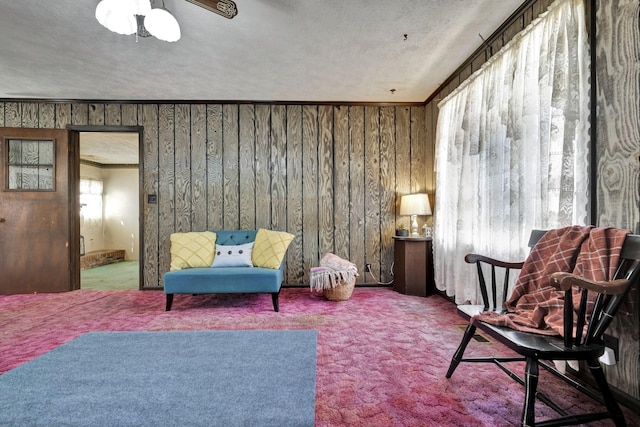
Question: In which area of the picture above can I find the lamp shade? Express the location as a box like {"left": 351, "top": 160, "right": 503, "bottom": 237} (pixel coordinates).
{"left": 399, "top": 193, "right": 431, "bottom": 216}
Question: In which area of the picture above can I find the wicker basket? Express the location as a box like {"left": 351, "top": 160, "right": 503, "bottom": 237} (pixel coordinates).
{"left": 323, "top": 277, "right": 356, "bottom": 301}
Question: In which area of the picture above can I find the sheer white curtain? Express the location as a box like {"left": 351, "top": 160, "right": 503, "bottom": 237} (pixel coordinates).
{"left": 433, "top": 0, "right": 591, "bottom": 304}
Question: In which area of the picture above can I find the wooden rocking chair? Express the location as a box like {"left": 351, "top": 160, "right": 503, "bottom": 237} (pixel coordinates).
{"left": 446, "top": 229, "right": 640, "bottom": 426}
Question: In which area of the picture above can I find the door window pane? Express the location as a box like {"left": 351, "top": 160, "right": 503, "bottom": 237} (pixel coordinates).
{"left": 5, "top": 139, "right": 55, "bottom": 191}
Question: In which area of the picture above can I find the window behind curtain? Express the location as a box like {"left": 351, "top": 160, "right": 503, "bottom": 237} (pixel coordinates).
{"left": 80, "top": 179, "right": 103, "bottom": 222}
{"left": 433, "top": 0, "right": 590, "bottom": 304}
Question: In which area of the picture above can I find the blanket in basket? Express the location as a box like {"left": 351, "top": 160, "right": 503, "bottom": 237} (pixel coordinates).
{"left": 310, "top": 253, "right": 359, "bottom": 291}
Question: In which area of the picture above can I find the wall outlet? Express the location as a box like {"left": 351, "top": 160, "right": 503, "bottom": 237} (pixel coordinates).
{"left": 365, "top": 263, "right": 372, "bottom": 272}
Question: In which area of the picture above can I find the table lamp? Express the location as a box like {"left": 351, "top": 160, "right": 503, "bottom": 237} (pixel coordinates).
{"left": 399, "top": 193, "right": 431, "bottom": 237}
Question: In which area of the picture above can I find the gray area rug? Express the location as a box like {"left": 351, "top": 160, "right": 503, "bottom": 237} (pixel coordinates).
{"left": 0, "top": 330, "right": 317, "bottom": 426}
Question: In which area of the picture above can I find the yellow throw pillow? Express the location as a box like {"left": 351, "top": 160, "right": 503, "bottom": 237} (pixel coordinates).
{"left": 252, "top": 229, "right": 295, "bottom": 269}
{"left": 170, "top": 231, "right": 217, "bottom": 271}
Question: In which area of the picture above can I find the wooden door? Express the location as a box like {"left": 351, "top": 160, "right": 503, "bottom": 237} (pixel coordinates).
{"left": 0, "top": 128, "right": 76, "bottom": 294}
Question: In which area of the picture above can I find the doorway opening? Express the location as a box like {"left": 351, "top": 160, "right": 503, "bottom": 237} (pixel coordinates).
{"left": 78, "top": 131, "right": 140, "bottom": 290}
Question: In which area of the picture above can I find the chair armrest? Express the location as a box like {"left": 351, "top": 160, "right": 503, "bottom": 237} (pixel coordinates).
{"left": 550, "top": 272, "right": 629, "bottom": 295}
{"left": 465, "top": 254, "right": 524, "bottom": 270}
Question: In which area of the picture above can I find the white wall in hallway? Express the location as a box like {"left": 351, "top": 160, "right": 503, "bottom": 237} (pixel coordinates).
{"left": 79, "top": 164, "right": 104, "bottom": 254}
{"left": 103, "top": 168, "right": 139, "bottom": 261}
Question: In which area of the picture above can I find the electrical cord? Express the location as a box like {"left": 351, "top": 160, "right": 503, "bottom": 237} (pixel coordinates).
{"left": 365, "top": 263, "right": 394, "bottom": 285}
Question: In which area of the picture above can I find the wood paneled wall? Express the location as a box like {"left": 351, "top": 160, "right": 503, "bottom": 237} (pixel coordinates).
{"left": 0, "top": 101, "right": 427, "bottom": 289}
{"left": 595, "top": 0, "right": 640, "bottom": 401}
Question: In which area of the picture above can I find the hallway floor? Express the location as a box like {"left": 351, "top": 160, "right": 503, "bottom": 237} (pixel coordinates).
{"left": 81, "top": 261, "right": 139, "bottom": 290}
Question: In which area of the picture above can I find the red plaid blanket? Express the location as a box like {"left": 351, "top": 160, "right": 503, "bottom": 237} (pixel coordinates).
{"left": 474, "top": 226, "right": 629, "bottom": 336}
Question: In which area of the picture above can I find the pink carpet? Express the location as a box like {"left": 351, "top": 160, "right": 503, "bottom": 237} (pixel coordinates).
{"left": 1, "top": 287, "right": 638, "bottom": 426}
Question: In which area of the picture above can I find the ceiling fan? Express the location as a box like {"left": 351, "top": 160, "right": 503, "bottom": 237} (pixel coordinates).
{"left": 95, "top": 0, "right": 238, "bottom": 42}
{"left": 185, "top": 0, "right": 238, "bottom": 19}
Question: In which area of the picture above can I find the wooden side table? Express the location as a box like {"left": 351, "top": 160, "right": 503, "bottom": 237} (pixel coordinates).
{"left": 393, "top": 236, "right": 434, "bottom": 297}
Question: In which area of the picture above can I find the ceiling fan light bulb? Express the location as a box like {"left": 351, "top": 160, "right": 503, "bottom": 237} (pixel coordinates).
{"left": 100, "top": 0, "right": 151, "bottom": 17}
{"left": 144, "top": 9, "right": 181, "bottom": 42}
{"left": 105, "top": 17, "right": 137, "bottom": 36}
{"left": 107, "top": 14, "right": 138, "bottom": 36}
{"left": 95, "top": 0, "right": 112, "bottom": 27}
{"left": 96, "top": 0, "right": 150, "bottom": 35}
{"left": 132, "top": 0, "right": 152, "bottom": 16}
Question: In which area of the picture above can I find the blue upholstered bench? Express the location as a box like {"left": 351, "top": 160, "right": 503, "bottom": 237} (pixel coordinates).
{"left": 163, "top": 230, "right": 286, "bottom": 312}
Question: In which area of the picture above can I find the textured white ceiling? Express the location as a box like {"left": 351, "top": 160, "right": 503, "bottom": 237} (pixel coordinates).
{"left": 80, "top": 132, "right": 139, "bottom": 165}
{"left": 0, "top": 0, "right": 523, "bottom": 103}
